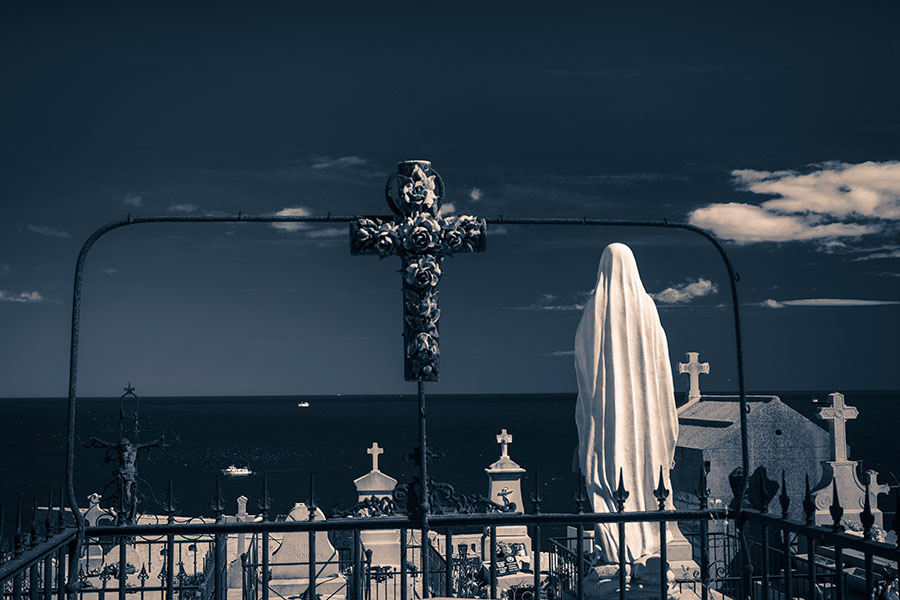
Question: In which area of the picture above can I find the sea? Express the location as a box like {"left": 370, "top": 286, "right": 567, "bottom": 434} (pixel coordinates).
{"left": 0, "top": 391, "right": 896, "bottom": 524}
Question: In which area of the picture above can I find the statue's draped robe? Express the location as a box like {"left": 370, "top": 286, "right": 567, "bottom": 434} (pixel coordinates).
{"left": 575, "top": 243, "right": 678, "bottom": 563}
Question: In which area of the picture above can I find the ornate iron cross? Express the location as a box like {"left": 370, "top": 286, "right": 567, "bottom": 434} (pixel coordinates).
{"left": 351, "top": 160, "right": 486, "bottom": 381}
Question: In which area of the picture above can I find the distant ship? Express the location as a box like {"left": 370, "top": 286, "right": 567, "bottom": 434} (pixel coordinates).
{"left": 297, "top": 401, "right": 310, "bottom": 408}
{"left": 221, "top": 465, "right": 252, "bottom": 476}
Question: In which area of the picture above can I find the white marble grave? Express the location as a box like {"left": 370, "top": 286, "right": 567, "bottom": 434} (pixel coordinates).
{"left": 485, "top": 428, "right": 532, "bottom": 556}
{"left": 269, "top": 502, "right": 346, "bottom": 598}
{"left": 678, "top": 352, "right": 709, "bottom": 405}
{"left": 353, "top": 442, "right": 401, "bottom": 567}
{"left": 811, "top": 392, "right": 888, "bottom": 530}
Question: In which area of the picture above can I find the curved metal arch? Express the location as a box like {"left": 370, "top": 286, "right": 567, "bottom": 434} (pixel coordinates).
{"left": 63, "top": 213, "right": 749, "bottom": 595}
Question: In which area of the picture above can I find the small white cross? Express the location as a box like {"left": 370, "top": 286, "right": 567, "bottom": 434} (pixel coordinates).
{"left": 367, "top": 442, "right": 384, "bottom": 471}
{"left": 818, "top": 392, "right": 858, "bottom": 462}
{"left": 496, "top": 429, "right": 512, "bottom": 458}
{"left": 678, "top": 352, "right": 710, "bottom": 403}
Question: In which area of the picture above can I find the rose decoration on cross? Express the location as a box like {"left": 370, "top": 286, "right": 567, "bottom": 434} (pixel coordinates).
{"left": 350, "top": 160, "right": 486, "bottom": 381}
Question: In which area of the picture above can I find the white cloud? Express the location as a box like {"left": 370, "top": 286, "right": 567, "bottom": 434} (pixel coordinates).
{"left": 851, "top": 246, "right": 900, "bottom": 261}
{"left": 690, "top": 161, "right": 900, "bottom": 243}
{"left": 511, "top": 292, "right": 584, "bottom": 311}
{"left": 27, "top": 224, "right": 70, "bottom": 238}
{"left": 0, "top": 290, "right": 44, "bottom": 303}
{"left": 167, "top": 204, "right": 198, "bottom": 213}
{"left": 122, "top": 193, "right": 143, "bottom": 207}
{"left": 306, "top": 227, "right": 346, "bottom": 239}
{"left": 311, "top": 156, "right": 370, "bottom": 170}
{"left": 546, "top": 350, "right": 575, "bottom": 357}
{"left": 652, "top": 278, "right": 718, "bottom": 304}
{"left": 761, "top": 298, "right": 899, "bottom": 308}
{"left": 734, "top": 161, "right": 900, "bottom": 220}
{"left": 469, "top": 187, "right": 483, "bottom": 202}
{"left": 271, "top": 207, "right": 312, "bottom": 232}
{"left": 439, "top": 202, "right": 456, "bottom": 216}
{"left": 103, "top": 268, "right": 119, "bottom": 275}
{"left": 689, "top": 203, "right": 875, "bottom": 244}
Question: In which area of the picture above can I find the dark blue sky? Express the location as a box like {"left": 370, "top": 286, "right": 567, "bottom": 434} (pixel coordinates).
{"left": 1, "top": 3, "right": 898, "bottom": 397}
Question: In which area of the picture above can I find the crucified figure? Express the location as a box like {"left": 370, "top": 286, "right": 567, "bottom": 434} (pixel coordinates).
{"left": 88, "top": 433, "right": 166, "bottom": 525}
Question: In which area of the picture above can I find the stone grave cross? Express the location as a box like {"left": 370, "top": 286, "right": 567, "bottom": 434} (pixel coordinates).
{"left": 818, "top": 392, "right": 858, "bottom": 462}
{"left": 351, "top": 160, "right": 486, "bottom": 381}
{"left": 678, "top": 352, "right": 710, "bottom": 403}
{"left": 367, "top": 442, "right": 384, "bottom": 472}
{"left": 497, "top": 429, "right": 513, "bottom": 458}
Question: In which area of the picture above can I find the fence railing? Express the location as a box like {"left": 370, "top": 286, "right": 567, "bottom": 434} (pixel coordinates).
{"left": 3, "top": 505, "right": 898, "bottom": 600}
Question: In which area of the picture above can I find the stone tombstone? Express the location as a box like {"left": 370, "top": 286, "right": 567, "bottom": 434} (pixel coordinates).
{"left": 811, "top": 392, "right": 888, "bottom": 530}
{"left": 353, "top": 442, "right": 401, "bottom": 567}
{"left": 485, "top": 429, "right": 531, "bottom": 555}
{"left": 271, "top": 503, "right": 342, "bottom": 581}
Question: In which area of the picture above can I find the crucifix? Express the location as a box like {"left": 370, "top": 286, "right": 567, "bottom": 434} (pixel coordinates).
{"left": 367, "top": 442, "right": 384, "bottom": 472}
{"left": 351, "top": 160, "right": 486, "bottom": 381}
{"left": 818, "top": 392, "right": 858, "bottom": 462}
{"left": 678, "top": 352, "right": 710, "bottom": 403}
{"left": 496, "top": 428, "right": 513, "bottom": 458}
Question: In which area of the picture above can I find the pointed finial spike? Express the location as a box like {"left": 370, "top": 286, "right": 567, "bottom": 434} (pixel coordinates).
{"left": 29, "top": 492, "right": 38, "bottom": 548}
{"left": 803, "top": 473, "right": 815, "bottom": 525}
{"left": 14, "top": 496, "right": 24, "bottom": 557}
{"left": 258, "top": 476, "right": 273, "bottom": 517}
{"left": 530, "top": 468, "right": 543, "bottom": 514}
{"left": 653, "top": 465, "right": 670, "bottom": 510}
{"left": 861, "top": 481, "right": 874, "bottom": 540}
{"left": 57, "top": 483, "right": 65, "bottom": 531}
{"left": 45, "top": 487, "right": 54, "bottom": 538}
{"left": 779, "top": 470, "right": 791, "bottom": 519}
{"left": 698, "top": 462, "right": 710, "bottom": 509}
{"left": 613, "top": 467, "right": 629, "bottom": 512}
{"left": 308, "top": 474, "right": 317, "bottom": 517}
{"left": 163, "top": 477, "right": 178, "bottom": 518}
{"left": 210, "top": 477, "right": 226, "bottom": 519}
{"left": 829, "top": 479, "right": 844, "bottom": 531}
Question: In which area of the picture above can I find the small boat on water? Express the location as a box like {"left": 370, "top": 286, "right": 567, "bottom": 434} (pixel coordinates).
{"left": 297, "top": 401, "right": 310, "bottom": 408}
{"left": 222, "top": 465, "right": 252, "bottom": 476}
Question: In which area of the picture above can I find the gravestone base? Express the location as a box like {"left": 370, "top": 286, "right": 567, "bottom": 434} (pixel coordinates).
{"left": 268, "top": 574, "right": 347, "bottom": 599}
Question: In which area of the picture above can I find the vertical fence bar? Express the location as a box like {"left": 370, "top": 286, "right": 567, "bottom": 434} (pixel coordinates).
{"left": 834, "top": 545, "right": 843, "bottom": 600}
{"left": 308, "top": 530, "right": 316, "bottom": 600}
{"left": 444, "top": 530, "right": 452, "bottom": 597}
{"left": 44, "top": 554, "right": 53, "bottom": 600}
{"left": 118, "top": 537, "right": 127, "bottom": 600}
{"left": 416, "top": 380, "right": 429, "bottom": 600}
{"left": 352, "top": 530, "right": 361, "bottom": 600}
{"left": 30, "top": 563, "right": 39, "bottom": 600}
{"left": 782, "top": 530, "right": 792, "bottom": 600}
{"left": 57, "top": 546, "right": 66, "bottom": 600}
{"left": 533, "top": 525, "right": 541, "bottom": 600}
{"left": 14, "top": 573, "right": 23, "bottom": 600}
{"left": 489, "top": 526, "right": 497, "bottom": 600}
{"left": 805, "top": 536, "right": 816, "bottom": 600}
{"left": 576, "top": 523, "right": 584, "bottom": 600}
{"left": 399, "top": 529, "right": 407, "bottom": 600}
{"left": 760, "top": 524, "right": 769, "bottom": 600}
{"left": 699, "top": 520, "right": 709, "bottom": 600}
{"left": 659, "top": 521, "right": 667, "bottom": 600}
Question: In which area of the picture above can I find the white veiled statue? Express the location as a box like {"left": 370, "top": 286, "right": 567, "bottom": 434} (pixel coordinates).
{"left": 575, "top": 243, "right": 678, "bottom": 563}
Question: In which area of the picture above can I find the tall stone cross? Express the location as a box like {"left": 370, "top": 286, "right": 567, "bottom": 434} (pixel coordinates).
{"left": 678, "top": 352, "right": 710, "bottom": 403}
{"left": 818, "top": 392, "right": 858, "bottom": 462}
{"left": 496, "top": 428, "right": 513, "bottom": 458}
{"left": 367, "top": 442, "right": 384, "bottom": 472}
{"left": 351, "top": 160, "right": 486, "bottom": 381}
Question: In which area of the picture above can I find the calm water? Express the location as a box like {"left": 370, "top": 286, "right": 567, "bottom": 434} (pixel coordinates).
{"left": 1, "top": 391, "right": 896, "bottom": 521}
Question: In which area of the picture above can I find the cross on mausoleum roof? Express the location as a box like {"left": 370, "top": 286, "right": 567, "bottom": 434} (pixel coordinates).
{"left": 367, "top": 442, "right": 383, "bottom": 472}
{"left": 818, "top": 392, "right": 858, "bottom": 462}
{"left": 496, "top": 429, "right": 512, "bottom": 458}
{"left": 678, "top": 352, "right": 710, "bottom": 403}
{"left": 350, "top": 160, "right": 486, "bottom": 381}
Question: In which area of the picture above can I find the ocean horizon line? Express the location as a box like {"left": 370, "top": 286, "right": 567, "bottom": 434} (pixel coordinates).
{"left": 0, "top": 389, "right": 896, "bottom": 402}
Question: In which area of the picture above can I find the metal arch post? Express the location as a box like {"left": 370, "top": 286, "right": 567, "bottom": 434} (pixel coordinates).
{"left": 63, "top": 214, "right": 359, "bottom": 598}
{"left": 63, "top": 212, "right": 751, "bottom": 597}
